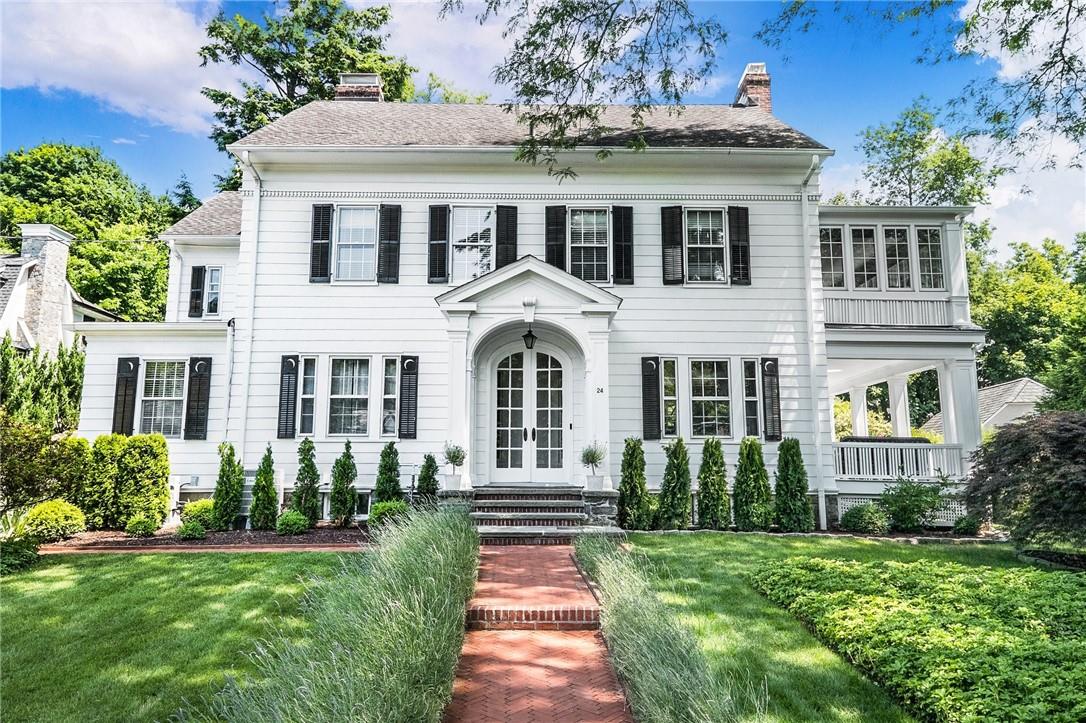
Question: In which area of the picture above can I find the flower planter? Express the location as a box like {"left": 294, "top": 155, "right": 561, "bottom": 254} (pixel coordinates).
{"left": 585, "top": 474, "right": 604, "bottom": 491}
{"left": 443, "top": 473, "right": 461, "bottom": 491}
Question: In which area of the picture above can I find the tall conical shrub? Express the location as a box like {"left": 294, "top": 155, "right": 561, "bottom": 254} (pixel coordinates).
{"left": 617, "top": 438, "right": 649, "bottom": 529}
{"left": 212, "top": 442, "right": 245, "bottom": 530}
{"left": 656, "top": 438, "right": 692, "bottom": 530}
{"left": 329, "top": 440, "right": 358, "bottom": 527}
{"left": 249, "top": 444, "right": 278, "bottom": 530}
{"left": 696, "top": 437, "right": 729, "bottom": 529}
{"left": 733, "top": 436, "right": 772, "bottom": 531}
{"left": 416, "top": 453, "right": 439, "bottom": 500}
{"left": 291, "top": 437, "right": 321, "bottom": 527}
{"left": 374, "top": 441, "right": 403, "bottom": 503}
{"left": 773, "top": 438, "right": 814, "bottom": 532}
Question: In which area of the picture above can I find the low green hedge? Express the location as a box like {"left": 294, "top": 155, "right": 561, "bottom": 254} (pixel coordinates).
{"left": 369, "top": 500, "right": 408, "bottom": 527}
{"left": 124, "top": 515, "right": 157, "bottom": 538}
{"left": 180, "top": 499, "right": 216, "bottom": 529}
{"left": 24, "top": 500, "right": 86, "bottom": 542}
{"left": 749, "top": 557, "right": 1086, "bottom": 722}
{"left": 176, "top": 521, "right": 206, "bottom": 540}
{"left": 839, "top": 503, "right": 890, "bottom": 535}
{"left": 275, "top": 510, "right": 309, "bottom": 536}
{"left": 0, "top": 538, "right": 39, "bottom": 576}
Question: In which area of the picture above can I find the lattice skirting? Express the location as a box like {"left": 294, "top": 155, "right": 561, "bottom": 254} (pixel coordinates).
{"left": 833, "top": 494, "right": 967, "bottom": 527}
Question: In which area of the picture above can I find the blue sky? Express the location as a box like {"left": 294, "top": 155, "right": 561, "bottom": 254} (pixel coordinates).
{"left": 2, "top": 1, "right": 1082, "bottom": 254}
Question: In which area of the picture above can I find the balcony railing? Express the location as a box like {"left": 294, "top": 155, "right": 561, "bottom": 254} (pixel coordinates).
{"left": 834, "top": 442, "right": 963, "bottom": 480}
{"left": 824, "top": 294, "right": 952, "bottom": 327}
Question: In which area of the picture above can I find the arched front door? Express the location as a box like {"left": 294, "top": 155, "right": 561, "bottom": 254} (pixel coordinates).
{"left": 491, "top": 347, "right": 569, "bottom": 484}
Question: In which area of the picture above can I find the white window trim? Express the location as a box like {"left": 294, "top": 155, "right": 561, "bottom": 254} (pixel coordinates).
{"left": 848, "top": 225, "right": 881, "bottom": 291}
{"left": 916, "top": 225, "right": 948, "bottom": 291}
{"left": 566, "top": 205, "right": 614, "bottom": 285}
{"left": 298, "top": 356, "right": 318, "bottom": 437}
{"left": 688, "top": 357, "right": 732, "bottom": 440}
{"left": 380, "top": 355, "right": 400, "bottom": 438}
{"left": 203, "top": 266, "right": 223, "bottom": 317}
{"left": 449, "top": 204, "right": 497, "bottom": 285}
{"left": 818, "top": 225, "right": 847, "bottom": 289}
{"left": 882, "top": 226, "right": 914, "bottom": 291}
{"left": 327, "top": 356, "right": 372, "bottom": 437}
{"left": 741, "top": 357, "right": 763, "bottom": 439}
{"left": 331, "top": 204, "right": 379, "bottom": 285}
{"left": 660, "top": 357, "right": 679, "bottom": 438}
{"left": 136, "top": 357, "right": 188, "bottom": 439}
{"left": 683, "top": 206, "right": 730, "bottom": 286}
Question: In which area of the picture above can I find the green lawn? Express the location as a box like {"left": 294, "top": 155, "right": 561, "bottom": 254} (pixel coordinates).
{"left": 1, "top": 553, "right": 346, "bottom": 723}
{"left": 630, "top": 533, "right": 1027, "bottom": 723}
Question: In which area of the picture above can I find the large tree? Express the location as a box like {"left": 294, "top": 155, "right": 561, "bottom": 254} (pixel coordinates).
{"left": 199, "top": 0, "right": 416, "bottom": 190}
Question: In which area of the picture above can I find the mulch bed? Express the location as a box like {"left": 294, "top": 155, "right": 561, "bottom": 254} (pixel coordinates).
{"left": 1021, "top": 549, "right": 1086, "bottom": 570}
{"left": 49, "top": 525, "right": 370, "bottom": 548}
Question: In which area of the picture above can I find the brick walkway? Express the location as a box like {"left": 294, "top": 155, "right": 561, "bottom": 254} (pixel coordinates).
{"left": 445, "top": 545, "right": 631, "bottom": 723}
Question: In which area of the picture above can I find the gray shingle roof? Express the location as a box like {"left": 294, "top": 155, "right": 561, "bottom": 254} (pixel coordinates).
{"left": 0, "top": 255, "right": 34, "bottom": 319}
{"left": 921, "top": 377, "right": 1052, "bottom": 434}
{"left": 162, "top": 192, "right": 243, "bottom": 237}
{"left": 231, "top": 102, "right": 827, "bottom": 150}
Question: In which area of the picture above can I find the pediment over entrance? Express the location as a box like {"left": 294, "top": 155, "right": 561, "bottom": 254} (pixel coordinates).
{"left": 435, "top": 255, "right": 622, "bottom": 315}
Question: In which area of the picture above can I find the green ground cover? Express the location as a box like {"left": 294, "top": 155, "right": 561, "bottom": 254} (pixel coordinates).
{"left": 630, "top": 532, "right": 1026, "bottom": 722}
{"left": 0, "top": 553, "right": 345, "bottom": 722}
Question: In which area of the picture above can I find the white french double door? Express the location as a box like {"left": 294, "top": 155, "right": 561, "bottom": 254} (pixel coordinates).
{"left": 491, "top": 347, "right": 569, "bottom": 483}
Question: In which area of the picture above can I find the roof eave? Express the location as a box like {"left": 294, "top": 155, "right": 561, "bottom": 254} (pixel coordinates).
{"left": 228, "top": 143, "right": 832, "bottom": 156}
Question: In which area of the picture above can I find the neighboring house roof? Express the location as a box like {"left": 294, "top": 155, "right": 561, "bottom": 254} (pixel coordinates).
{"left": 71, "top": 288, "right": 124, "bottom": 322}
{"left": 162, "top": 192, "right": 243, "bottom": 237}
{"left": 922, "top": 377, "right": 1052, "bottom": 434}
{"left": 231, "top": 102, "right": 828, "bottom": 151}
{"left": 0, "top": 255, "right": 34, "bottom": 319}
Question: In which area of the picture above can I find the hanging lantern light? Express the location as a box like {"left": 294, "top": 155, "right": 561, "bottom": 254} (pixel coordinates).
{"left": 522, "top": 324, "right": 537, "bottom": 349}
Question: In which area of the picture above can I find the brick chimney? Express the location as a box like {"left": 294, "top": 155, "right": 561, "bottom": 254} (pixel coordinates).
{"left": 335, "top": 72, "right": 383, "bottom": 101}
{"left": 19, "top": 224, "right": 72, "bottom": 354}
{"left": 734, "top": 62, "right": 771, "bottom": 113}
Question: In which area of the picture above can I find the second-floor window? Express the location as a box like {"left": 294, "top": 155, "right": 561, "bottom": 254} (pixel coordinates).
{"left": 851, "top": 227, "right": 879, "bottom": 289}
{"left": 569, "top": 208, "right": 610, "bottom": 282}
{"left": 204, "top": 267, "right": 222, "bottom": 315}
{"left": 917, "top": 227, "right": 945, "bottom": 289}
{"left": 329, "top": 358, "right": 369, "bottom": 435}
{"left": 335, "top": 207, "right": 378, "bottom": 282}
{"left": 884, "top": 227, "right": 911, "bottom": 289}
{"left": 820, "top": 227, "right": 845, "bottom": 288}
{"left": 141, "top": 360, "right": 186, "bottom": 438}
{"left": 451, "top": 206, "right": 494, "bottom": 283}
{"left": 686, "top": 209, "right": 727, "bottom": 283}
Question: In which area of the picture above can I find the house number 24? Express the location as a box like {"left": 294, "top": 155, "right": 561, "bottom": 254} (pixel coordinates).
{"left": 596, "top": 387, "right": 605, "bottom": 394}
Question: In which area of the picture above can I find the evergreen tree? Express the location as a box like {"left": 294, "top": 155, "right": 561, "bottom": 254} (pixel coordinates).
{"left": 773, "top": 438, "right": 814, "bottom": 532}
{"left": 212, "top": 441, "right": 245, "bottom": 530}
{"left": 291, "top": 437, "right": 321, "bottom": 526}
{"left": 617, "top": 438, "right": 649, "bottom": 530}
{"left": 248, "top": 444, "right": 278, "bottom": 531}
{"left": 733, "top": 436, "right": 772, "bottom": 531}
{"left": 656, "top": 438, "right": 692, "bottom": 530}
{"left": 696, "top": 437, "right": 729, "bottom": 530}
{"left": 416, "top": 453, "right": 440, "bottom": 500}
{"left": 373, "top": 441, "right": 403, "bottom": 503}
{"left": 329, "top": 440, "right": 358, "bottom": 526}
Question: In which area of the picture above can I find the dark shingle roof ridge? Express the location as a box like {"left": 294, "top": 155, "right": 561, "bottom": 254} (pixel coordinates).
{"left": 162, "top": 191, "right": 243, "bottom": 237}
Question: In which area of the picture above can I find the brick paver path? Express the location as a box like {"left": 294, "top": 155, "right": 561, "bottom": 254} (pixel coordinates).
{"left": 445, "top": 545, "right": 632, "bottom": 723}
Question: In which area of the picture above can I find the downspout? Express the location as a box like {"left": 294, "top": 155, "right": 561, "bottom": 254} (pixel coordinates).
{"left": 800, "top": 154, "right": 829, "bottom": 529}
{"left": 224, "top": 317, "right": 236, "bottom": 433}
{"left": 236, "top": 151, "right": 262, "bottom": 461}
{"left": 168, "top": 241, "right": 183, "bottom": 323}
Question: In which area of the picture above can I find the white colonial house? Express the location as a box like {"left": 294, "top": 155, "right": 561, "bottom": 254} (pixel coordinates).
{"left": 73, "top": 65, "right": 984, "bottom": 529}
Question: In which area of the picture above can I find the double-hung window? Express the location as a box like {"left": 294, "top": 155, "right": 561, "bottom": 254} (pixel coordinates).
{"left": 685, "top": 209, "right": 727, "bottom": 283}
{"left": 451, "top": 206, "right": 494, "bottom": 283}
{"left": 819, "top": 227, "right": 845, "bottom": 288}
{"left": 690, "top": 359, "right": 730, "bottom": 438}
{"left": 299, "top": 357, "right": 317, "bottom": 435}
{"left": 381, "top": 357, "right": 399, "bottom": 436}
{"left": 140, "top": 360, "right": 186, "bottom": 437}
{"left": 851, "top": 227, "right": 879, "bottom": 289}
{"left": 917, "top": 228, "right": 945, "bottom": 289}
{"left": 334, "top": 206, "right": 378, "bottom": 282}
{"left": 329, "top": 358, "right": 369, "bottom": 435}
{"left": 204, "top": 267, "right": 222, "bottom": 316}
{"left": 883, "top": 227, "right": 911, "bottom": 289}
{"left": 661, "top": 358, "right": 678, "bottom": 437}
{"left": 569, "top": 208, "right": 610, "bottom": 282}
{"left": 742, "top": 359, "right": 761, "bottom": 437}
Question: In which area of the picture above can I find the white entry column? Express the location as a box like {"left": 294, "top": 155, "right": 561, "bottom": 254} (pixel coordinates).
{"left": 585, "top": 313, "right": 614, "bottom": 489}
{"left": 887, "top": 374, "right": 911, "bottom": 437}
{"left": 849, "top": 385, "right": 869, "bottom": 436}
{"left": 445, "top": 314, "right": 473, "bottom": 489}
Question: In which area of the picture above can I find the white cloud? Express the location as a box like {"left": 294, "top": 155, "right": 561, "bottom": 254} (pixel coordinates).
{"left": 958, "top": 0, "right": 1086, "bottom": 82}
{"left": 1, "top": 0, "right": 249, "bottom": 134}
{"left": 111, "top": 137, "right": 137, "bottom": 145}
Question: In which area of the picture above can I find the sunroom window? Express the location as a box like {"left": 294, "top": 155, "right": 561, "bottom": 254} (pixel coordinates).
{"left": 686, "top": 209, "right": 726, "bottom": 282}
{"left": 140, "top": 360, "right": 186, "bottom": 437}
{"left": 569, "top": 209, "right": 610, "bottom": 282}
{"left": 819, "top": 227, "right": 845, "bottom": 288}
{"left": 451, "top": 206, "right": 494, "bottom": 283}
{"left": 917, "top": 228, "right": 945, "bottom": 289}
{"left": 335, "top": 207, "right": 378, "bottom": 281}
{"left": 884, "top": 227, "right": 911, "bottom": 289}
{"left": 851, "top": 227, "right": 879, "bottom": 289}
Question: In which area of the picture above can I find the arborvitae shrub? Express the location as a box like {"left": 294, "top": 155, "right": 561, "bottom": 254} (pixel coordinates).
{"left": 416, "top": 453, "right": 440, "bottom": 500}
{"left": 656, "top": 438, "right": 692, "bottom": 530}
{"left": 180, "top": 498, "right": 216, "bottom": 529}
{"left": 248, "top": 445, "right": 279, "bottom": 531}
{"left": 82, "top": 434, "right": 127, "bottom": 529}
{"left": 773, "top": 438, "right": 814, "bottom": 532}
{"left": 733, "top": 436, "right": 772, "bottom": 531}
{"left": 212, "top": 442, "right": 245, "bottom": 530}
{"left": 617, "top": 438, "right": 650, "bottom": 530}
{"left": 330, "top": 440, "right": 358, "bottom": 526}
{"left": 374, "top": 442, "right": 403, "bottom": 503}
{"left": 291, "top": 437, "right": 321, "bottom": 527}
{"left": 116, "top": 435, "right": 170, "bottom": 527}
{"left": 24, "top": 500, "right": 86, "bottom": 542}
{"left": 696, "top": 438, "right": 729, "bottom": 529}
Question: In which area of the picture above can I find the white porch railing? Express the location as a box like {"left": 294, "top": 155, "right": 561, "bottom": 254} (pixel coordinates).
{"left": 824, "top": 295, "right": 952, "bottom": 326}
{"left": 834, "top": 442, "right": 963, "bottom": 480}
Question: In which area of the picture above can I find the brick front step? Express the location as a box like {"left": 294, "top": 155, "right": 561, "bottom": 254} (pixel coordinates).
{"left": 467, "top": 605, "right": 600, "bottom": 631}
{"left": 471, "top": 512, "right": 587, "bottom": 526}
{"left": 472, "top": 498, "right": 585, "bottom": 510}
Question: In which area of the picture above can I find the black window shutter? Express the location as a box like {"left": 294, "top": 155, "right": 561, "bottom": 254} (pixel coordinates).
{"left": 729, "top": 206, "right": 752, "bottom": 285}
{"left": 661, "top": 206, "right": 684, "bottom": 285}
{"left": 398, "top": 356, "right": 419, "bottom": 439}
{"left": 428, "top": 205, "right": 450, "bottom": 283}
{"left": 377, "top": 204, "right": 401, "bottom": 283}
{"left": 641, "top": 356, "right": 662, "bottom": 441}
{"left": 188, "top": 266, "right": 206, "bottom": 318}
{"left": 612, "top": 206, "right": 634, "bottom": 284}
{"left": 495, "top": 205, "right": 518, "bottom": 269}
{"left": 111, "top": 357, "right": 140, "bottom": 435}
{"left": 277, "top": 355, "right": 299, "bottom": 439}
{"left": 761, "top": 357, "right": 782, "bottom": 441}
{"left": 310, "top": 204, "right": 333, "bottom": 283}
{"left": 545, "top": 205, "right": 566, "bottom": 270}
{"left": 184, "top": 357, "right": 213, "bottom": 440}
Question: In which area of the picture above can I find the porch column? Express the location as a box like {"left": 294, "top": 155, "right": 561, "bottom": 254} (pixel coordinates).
{"left": 585, "top": 319, "right": 613, "bottom": 489}
{"left": 887, "top": 374, "right": 911, "bottom": 437}
{"left": 948, "top": 358, "right": 982, "bottom": 471}
{"left": 937, "top": 361, "right": 959, "bottom": 445}
{"left": 849, "top": 385, "right": 868, "bottom": 436}
{"left": 446, "top": 316, "right": 472, "bottom": 489}
{"left": 945, "top": 220, "right": 971, "bottom": 326}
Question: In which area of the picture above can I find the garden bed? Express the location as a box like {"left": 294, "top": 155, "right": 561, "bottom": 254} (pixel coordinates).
{"left": 50, "top": 525, "right": 369, "bottom": 548}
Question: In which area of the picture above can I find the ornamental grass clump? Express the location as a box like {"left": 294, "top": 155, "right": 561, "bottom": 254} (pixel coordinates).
{"left": 196, "top": 508, "right": 479, "bottom": 723}
{"left": 575, "top": 536, "right": 766, "bottom": 722}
